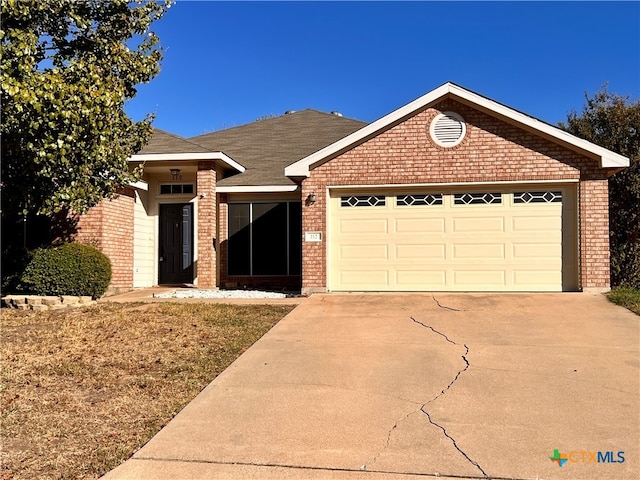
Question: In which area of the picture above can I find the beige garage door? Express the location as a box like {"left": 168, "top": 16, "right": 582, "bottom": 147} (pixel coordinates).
{"left": 329, "top": 186, "right": 577, "bottom": 292}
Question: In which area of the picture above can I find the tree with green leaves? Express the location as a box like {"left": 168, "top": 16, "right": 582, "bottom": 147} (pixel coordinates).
{"left": 1, "top": 0, "right": 170, "bottom": 218}
{"left": 561, "top": 86, "right": 640, "bottom": 287}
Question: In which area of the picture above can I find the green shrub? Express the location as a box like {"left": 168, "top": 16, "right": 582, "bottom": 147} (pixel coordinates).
{"left": 20, "top": 243, "right": 111, "bottom": 299}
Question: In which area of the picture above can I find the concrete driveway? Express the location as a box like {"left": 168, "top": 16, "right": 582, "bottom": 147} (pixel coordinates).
{"left": 103, "top": 293, "right": 639, "bottom": 480}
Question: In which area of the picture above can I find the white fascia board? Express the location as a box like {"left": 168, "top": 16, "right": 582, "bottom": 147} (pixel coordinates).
{"left": 285, "top": 82, "right": 630, "bottom": 176}
{"left": 600, "top": 153, "right": 631, "bottom": 168}
{"left": 216, "top": 185, "right": 299, "bottom": 193}
{"left": 128, "top": 180, "right": 149, "bottom": 191}
{"left": 130, "top": 152, "right": 246, "bottom": 173}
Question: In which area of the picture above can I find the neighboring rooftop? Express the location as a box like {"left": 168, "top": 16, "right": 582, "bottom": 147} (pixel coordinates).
{"left": 189, "top": 109, "right": 367, "bottom": 187}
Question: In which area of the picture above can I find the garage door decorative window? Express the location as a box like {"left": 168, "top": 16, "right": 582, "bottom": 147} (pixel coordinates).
{"left": 396, "top": 194, "right": 443, "bottom": 206}
{"left": 513, "top": 191, "right": 562, "bottom": 203}
{"left": 454, "top": 192, "right": 502, "bottom": 205}
{"left": 340, "top": 195, "right": 386, "bottom": 207}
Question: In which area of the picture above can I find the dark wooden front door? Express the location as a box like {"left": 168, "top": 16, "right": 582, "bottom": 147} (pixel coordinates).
{"left": 159, "top": 203, "right": 193, "bottom": 284}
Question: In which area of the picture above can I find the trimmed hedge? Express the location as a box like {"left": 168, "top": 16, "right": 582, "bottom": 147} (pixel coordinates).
{"left": 20, "top": 243, "right": 111, "bottom": 299}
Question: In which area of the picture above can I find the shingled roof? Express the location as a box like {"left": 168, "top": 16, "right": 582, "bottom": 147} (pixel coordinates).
{"left": 138, "top": 128, "right": 212, "bottom": 155}
{"left": 189, "top": 109, "right": 367, "bottom": 187}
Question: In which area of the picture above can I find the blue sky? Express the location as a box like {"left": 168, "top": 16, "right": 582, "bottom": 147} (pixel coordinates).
{"left": 125, "top": 1, "right": 640, "bottom": 138}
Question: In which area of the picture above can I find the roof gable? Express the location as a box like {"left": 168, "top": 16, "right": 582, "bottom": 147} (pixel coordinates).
{"left": 285, "top": 83, "right": 630, "bottom": 177}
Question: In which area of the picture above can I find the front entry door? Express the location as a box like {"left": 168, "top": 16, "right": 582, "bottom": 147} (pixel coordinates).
{"left": 159, "top": 203, "right": 193, "bottom": 284}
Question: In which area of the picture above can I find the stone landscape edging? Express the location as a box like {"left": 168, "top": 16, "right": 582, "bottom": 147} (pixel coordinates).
{"left": 1, "top": 295, "right": 96, "bottom": 311}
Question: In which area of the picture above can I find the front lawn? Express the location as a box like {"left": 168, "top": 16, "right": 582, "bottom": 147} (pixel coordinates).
{"left": 0, "top": 302, "right": 294, "bottom": 479}
{"left": 607, "top": 286, "right": 640, "bottom": 316}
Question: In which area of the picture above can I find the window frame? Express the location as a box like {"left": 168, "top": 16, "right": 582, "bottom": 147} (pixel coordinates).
{"left": 227, "top": 201, "right": 301, "bottom": 277}
{"left": 159, "top": 183, "right": 195, "bottom": 195}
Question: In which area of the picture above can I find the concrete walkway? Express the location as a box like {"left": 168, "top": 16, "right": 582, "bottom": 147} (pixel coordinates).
{"left": 102, "top": 293, "right": 639, "bottom": 479}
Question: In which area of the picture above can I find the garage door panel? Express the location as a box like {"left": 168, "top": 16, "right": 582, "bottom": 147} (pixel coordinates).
{"left": 452, "top": 216, "right": 505, "bottom": 233}
{"left": 395, "top": 244, "right": 446, "bottom": 259}
{"left": 330, "top": 187, "right": 574, "bottom": 292}
{"left": 513, "top": 270, "right": 562, "bottom": 288}
{"left": 339, "top": 270, "right": 388, "bottom": 287}
{"left": 453, "top": 243, "right": 505, "bottom": 260}
{"left": 395, "top": 217, "right": 446, "bottom": 234}
{"left": 453, "top": 270, "right": 506, "bottom": 286}
{"left": 512, "top": 243, "right": 562, "bottom": 259}
{"left": 395, "top": 269, "right": 447, "bottom": 287}
{"left": 339, "top": 218, "right": 388, "bottom": 234}
{"left": 339, "top": 244, "right": 388, "bottom": 260}
{"left": 512, "top": 216, "right": 561, "bottom": 232}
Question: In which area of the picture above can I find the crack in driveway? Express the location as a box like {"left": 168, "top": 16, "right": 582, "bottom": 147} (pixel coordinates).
{"left": 367, "top": 315, "right": 487, "bottom": 478}
{"left": 431, "top": 293, "right": 462, "bottom": 311}
{"left": 410, "top": 317, "right": 470, "bottom": 404}
{"left": 419, "top": 406, "right": 488, "bottom": 478}
{"left": 367, "top": 412, "right": 411, "bottom": 468}
{"left": 411, "top": 317, "right": 487, "bottom": 478}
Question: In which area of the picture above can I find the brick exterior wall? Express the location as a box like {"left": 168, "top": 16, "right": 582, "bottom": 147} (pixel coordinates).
{"left": 301, "top": 99, "right": 612, "bottom": 291}
{"left": 196, "top": 162, "right": 217, "bottom": 288}
{"left": 74, "top": 188, "right": 135, "bottom": 293}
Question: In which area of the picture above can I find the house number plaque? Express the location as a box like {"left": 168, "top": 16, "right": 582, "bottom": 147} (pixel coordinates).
{"left": 304, "top": 232, "right": 322, "bottom": 242}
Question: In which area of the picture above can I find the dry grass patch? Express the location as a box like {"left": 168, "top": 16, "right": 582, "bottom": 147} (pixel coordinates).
{"left": 1, "top": 302, "right": 294, "bottom": 479}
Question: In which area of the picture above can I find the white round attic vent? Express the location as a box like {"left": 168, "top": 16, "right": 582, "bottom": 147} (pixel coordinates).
{"left": 430, "top": 111, "right": 466, "bottom": 147}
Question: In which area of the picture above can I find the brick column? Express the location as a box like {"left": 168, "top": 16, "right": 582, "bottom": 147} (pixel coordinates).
{"left": 579, "top": 179, "right": 611, "bottom": 291}
{"left": 197, "top": 162, "right": 217, "bottom": 288}
{"left": 300, "top": 179, "right": 327, "bottom": 294}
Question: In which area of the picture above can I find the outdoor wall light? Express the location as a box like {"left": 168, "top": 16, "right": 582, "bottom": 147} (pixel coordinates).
{"left": 307, "top": 193, "right": 317, "bottom": 204}
{"left": 170, "top": 168, "right": 181, "bottom": 180}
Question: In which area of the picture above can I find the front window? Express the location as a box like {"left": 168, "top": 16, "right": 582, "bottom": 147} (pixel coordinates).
{"left": 159, "top": 184, "right": 194, "bottom": 195}
{"left": 228, "top": 202, "right": 301, "bottom": 276}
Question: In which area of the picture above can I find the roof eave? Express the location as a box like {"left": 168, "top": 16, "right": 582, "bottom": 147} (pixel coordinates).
{"left": 130, "top": 152, "right": 246, "bottom": 173}
{"left": 128, "top": 180, "right": 148, "bottom": 191}
{"left": 217, "top": 185, "right": 299, "bottom": 193}
{"left": 601, "top": 153, "right": 631, "bottom": 168}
